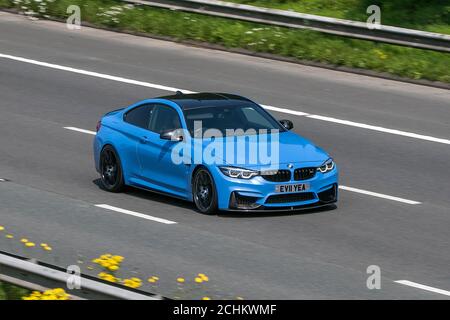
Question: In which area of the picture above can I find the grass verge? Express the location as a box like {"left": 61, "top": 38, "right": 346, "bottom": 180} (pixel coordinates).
{"left": 228, "top": 0, "right": 450, "bottom": 34}
{"left": 0, "top": 0, "right": 449, "bottom": 83}
{"left": 0, "top": 280, "right": 30, "bottom": 300}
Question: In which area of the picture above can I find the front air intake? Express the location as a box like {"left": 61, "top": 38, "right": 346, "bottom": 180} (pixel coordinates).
{"left": 317, "top": 185, "right": 337, "bottom": 203}
{"left": 265, "top": 192, "right": 315, "bottom": 204}
{"left": 229, "top": 192, "right": 261, "bottom": 210}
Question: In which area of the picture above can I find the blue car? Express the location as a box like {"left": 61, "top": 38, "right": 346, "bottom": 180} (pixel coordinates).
{"left": 94, "top": 92, "right": 338, "bottom": 214}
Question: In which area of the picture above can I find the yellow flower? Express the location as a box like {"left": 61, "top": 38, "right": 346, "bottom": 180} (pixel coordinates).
{"left": 92, "top": 253, "right": 124, "bottom": 272}
{"left": 22, "top": 288, "right": 70, "bottom": 300}
{"left": 108, "top": 265, "right": 119, "bottom": 271}
{"left": 194, "top": 277, "right": 203, "bottom": 283}
{"left": 373, "top": 49, "right": 388, "bottom": 60}
{"left": 112, "top": 255, "right": 124, "bottom": 262}
{"left": 43, "top": 246, "right": 52, "bottom": 251}
{"left": 21, "top": 238, "right": 29, "bottom": 243}
{"left": 177, "top": 277, "right": 185, "bottom": 283}
{"left": 202, "top": 297, "right": 211, "bottom": 300}
{"left": 122, "top": 278, "right": 142, "bottom": 288}
{"left": 198, "top": 274, "right": 209, "bottom": 282}
{"left": 40, "top": 243, "right": 48, "bottom": 247}
{"left": 25, "top": 242, "right": 35, "bottom": 247}
{"left": 0, "top": 226, "right": 4, "bottom": 231}
{"left": 52, "top": 288, "right": 64, "bottom": 294}
{"left": 5, "top": 234, "right": 13, "bottom": 239}
{"left": 23, "top": 291, "right": 42, "bottom": 300}
{"left": 43, "top": 288, "right": 70, "bottom": 300}
{"left": 148, "top": 276, "right": 159, "bottom": 283}
{"left": 98, "top": 272, "right": 118, "bottom": 283}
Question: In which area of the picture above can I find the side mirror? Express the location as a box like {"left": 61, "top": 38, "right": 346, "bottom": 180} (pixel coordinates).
{"left": 279, "top": 119, "right": 293, "bottom": 130}
{"left": 160, "top": 129, "right": 184, "bottom": 142}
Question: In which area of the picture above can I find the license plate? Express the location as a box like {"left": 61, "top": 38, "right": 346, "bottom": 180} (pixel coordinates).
{"left": 275, "top": 183, "right": 309, "bottom": 193}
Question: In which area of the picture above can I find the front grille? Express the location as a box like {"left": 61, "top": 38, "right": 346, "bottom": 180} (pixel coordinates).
{"left": 294, "top": 167, "right": 316, "bottom": 180}
{"left": 265, "top": 192, "right": 315, "bottom": 204}
{"left": 260, "top": 169, "right": 291, "bottom": 182}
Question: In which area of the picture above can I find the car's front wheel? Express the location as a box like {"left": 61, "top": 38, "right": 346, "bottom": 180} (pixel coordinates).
{"left": 99, "top": 145, "right": 124, "bottom": 192}
{"left": 192, "top": 168, "right": 218, "bottom": 214}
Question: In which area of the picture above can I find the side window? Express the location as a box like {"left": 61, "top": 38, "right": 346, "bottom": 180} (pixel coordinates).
{"left": 149, "top": 105, "right": 182, "bottom": 134}
{"left": 124, "top": 104, "right": 154, "bottom": 129}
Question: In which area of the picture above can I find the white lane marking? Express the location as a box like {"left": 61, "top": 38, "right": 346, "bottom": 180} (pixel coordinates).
{"left": 0, "top": 53, "right": 195, "bottom": 94}
{"left": 2, "top": 53, "right": 448, "bottom": 145}
{"left": 307, "top": 115, "right": 450, "bottom": 145}
{"left": 95, "top": 204, "right": 177, "bottom": 225}
{"left": 339, "top": 185, "right": 421, "bottom": 205}
{"left": 395, "top": 280, "right": 450, "bottom": 297}
{"left": 262, "top": 104, "right": 310, "bottom": 117}
{"left": 64, "top": 126, "right": 96, "bottom": 135}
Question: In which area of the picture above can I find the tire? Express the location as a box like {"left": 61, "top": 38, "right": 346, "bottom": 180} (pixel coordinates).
{"left": 192, "top": 168, "right": 218, "bottom": 214}
{"left": 99, "top": 145, "right": 125, "bottom": 192}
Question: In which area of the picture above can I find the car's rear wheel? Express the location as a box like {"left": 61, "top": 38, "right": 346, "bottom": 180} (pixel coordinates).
{"left": 192, "top": 168, "right": 218, "bottom": 214}
{"left": 100, "top": 145, "right": 124, "bottom": 192}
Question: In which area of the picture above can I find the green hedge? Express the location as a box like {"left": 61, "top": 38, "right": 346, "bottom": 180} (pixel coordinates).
{"left": 1, "top": 0, "right": 449, "bottom": 83}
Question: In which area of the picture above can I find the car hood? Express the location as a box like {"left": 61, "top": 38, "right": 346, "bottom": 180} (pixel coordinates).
{"left": 196, "top": 131, "right": 329, "bottom": 169}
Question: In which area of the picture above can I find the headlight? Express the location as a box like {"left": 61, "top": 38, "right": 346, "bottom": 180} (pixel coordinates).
{"left": 219, "top": 166, "right": 259, "bottom": 179}
{"left": 317, "top": 158, "right": 335, "bottom": 173}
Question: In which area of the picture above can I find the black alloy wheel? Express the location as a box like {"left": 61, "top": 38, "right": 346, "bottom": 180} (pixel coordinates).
{"left": 193, "top": 168, "right": 218, "bottom": 214}
{"left": 100, "top": 145, "right": 124, "bottom": 192}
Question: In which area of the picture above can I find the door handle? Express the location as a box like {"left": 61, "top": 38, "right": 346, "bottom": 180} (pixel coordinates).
{"left": 140, "top": 136, "right": 149, "bottom": 144}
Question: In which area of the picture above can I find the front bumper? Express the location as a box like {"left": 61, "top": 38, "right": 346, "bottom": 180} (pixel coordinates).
{"left": 226, "top": 200, "right": 336, "bottom": 212}
{"left": 210, "top": 165, "right": 339, "bottom": 211}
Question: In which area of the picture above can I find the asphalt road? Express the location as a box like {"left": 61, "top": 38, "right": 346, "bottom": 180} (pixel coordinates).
{"left": 0, "top": 12, "right": 449, "bottom": 299}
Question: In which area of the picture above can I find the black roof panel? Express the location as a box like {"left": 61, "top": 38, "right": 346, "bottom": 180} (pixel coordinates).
{"left": 156, "top": 92, "right": 254, "bottom": 110}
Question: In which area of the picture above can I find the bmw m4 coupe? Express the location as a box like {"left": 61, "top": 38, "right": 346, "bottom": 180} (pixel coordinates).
{"left": 93, "top": 92, "right": 338, "bottom": 214}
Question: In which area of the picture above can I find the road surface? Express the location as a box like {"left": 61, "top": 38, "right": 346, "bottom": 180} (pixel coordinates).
{"left": 0, "top": 12, "right": 449, "bottom": 299}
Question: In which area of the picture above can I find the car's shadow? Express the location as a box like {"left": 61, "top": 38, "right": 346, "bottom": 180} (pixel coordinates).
{"left": 93, "top": 179, "right": 337, "bottom": 218}
{"left": 92, "top": 178, "right": 194, "bottom": 210}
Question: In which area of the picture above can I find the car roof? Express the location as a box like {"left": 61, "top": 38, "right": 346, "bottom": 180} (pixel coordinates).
{"left": 155, "top": 92, "right": 255, "bottom": 110}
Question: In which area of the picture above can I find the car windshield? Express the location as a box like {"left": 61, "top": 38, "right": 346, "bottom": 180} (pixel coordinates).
{"left": 183, "top": 104, "right": 284, "bottom": 137}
